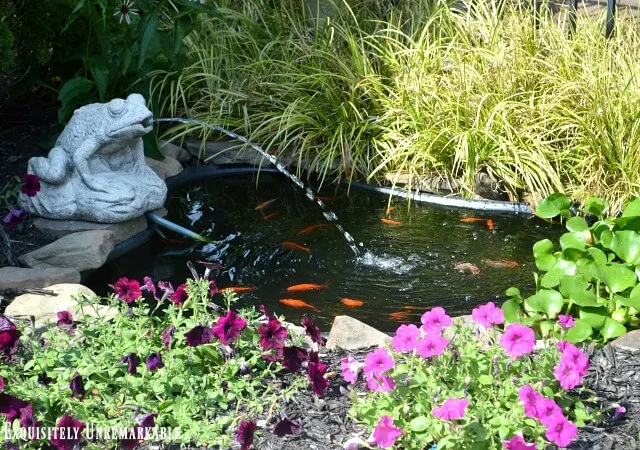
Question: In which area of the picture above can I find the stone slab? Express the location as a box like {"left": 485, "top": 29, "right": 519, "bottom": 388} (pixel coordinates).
{"left": 185, "top": 139, "right": 275, "bottom": 167}
{"left": 610, "top": 330, "right": 640, "bottom": 353}
{"left": 0, "top": 267, "right": 81, "bottom": 293}
{"left": 145, "top": 155, "right": 183, "bottom": 180}
{"left": 325, "top": 315, "right": 391, "bottom": 350}
{"left": 158, "top": 140, "right": 193, "bottom": 163}
{"left": 34, "top": 215, "right": 147, "bottom": 244}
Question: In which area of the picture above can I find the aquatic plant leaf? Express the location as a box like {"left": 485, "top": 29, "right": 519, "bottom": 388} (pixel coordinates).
{"left": 536, "top": 193, "right": 571, "bottom": 219}
{"left": 590, "top": 263, "right": 637, "bottom": 293}
{"left": 559, "top": 276, "right": 597, "bottom": 307}
{"left": 622, "top": 198, "right": 640, "bottom": 218}
{"left": 587, "top": 247, "right": 607, "bottom": 264}
{"left": 600, "top": 317, "right": 627, "bottom": 340}
{"left": 525, "top": 289, "right": 564, "bottom": 318}
{"left": 609, "top": 230, "right": 640, "bottom": 264}
{"left": 583, "top": 198, "right": 608, "bottom": 219}
{"left": 615, "top": 286, "right": 640, "bottom": 309}
{"left": 566, "top": 217, "right": 588, "bottom": 232}
{"left": 560, "top": 232, "right": 586, "bottom": 252}
{"left": 540, "top": 259, "right": 577, "bottom": 288}
{"left": 565, "top": 319, "right": 593, "bottom": 343}
{"left": 533, "top": 239, "right": 556, "bottom": 271}
{"left": 578, "top": 307, "right": 608, "bottom": 329}
{"left": 505, "top": 287, "right": 521, "bottom": 299}
{"left": 539, "top": 320, "right": 553, "bottom": 337}
{"left": 501, "top": 299, "right": 524, "bottom": 323}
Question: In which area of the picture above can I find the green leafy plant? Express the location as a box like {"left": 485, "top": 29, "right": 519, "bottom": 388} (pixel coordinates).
{"left": 504, "top": 193, "right": 640, "bottom": 342}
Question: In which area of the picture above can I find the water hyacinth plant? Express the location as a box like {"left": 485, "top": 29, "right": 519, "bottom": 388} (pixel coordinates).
{"left": 343, "top": 305, "right": 597, "bottom": 449}
{"left": 1, "top": 270, "right": 329, "bottom": 448}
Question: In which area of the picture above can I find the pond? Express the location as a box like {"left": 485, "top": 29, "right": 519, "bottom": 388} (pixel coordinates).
{"left": 86, "top": 172, "right": 561, "bottom": 331}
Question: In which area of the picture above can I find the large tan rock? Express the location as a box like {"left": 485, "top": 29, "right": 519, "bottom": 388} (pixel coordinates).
{"left": 610, "top": 330, "right": 640, "bottom": 353}
{"left": 325, "top": 315, "right": 391, "bottom": 350}
{"left": 5, "top": 283, "right": 117, "bottom": 328}
{"left": 0, "top": 267, "right": 81, "bottom": 292}
{"left": 34, "top": 215, "right": 147, "bottom": 244}
{"left": 19, "top": 230, "right": 115, "bottom": 272}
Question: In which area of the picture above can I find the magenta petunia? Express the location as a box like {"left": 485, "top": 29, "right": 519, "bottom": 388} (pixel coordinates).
{"left": 158, "top": 281, "right": 174, "bottom": 300}
{"left": 120, "top": 353, "right": 140, "bottom": 375}
{"left": 170, "top": 284, "right": 188, "bottom": 306}
{"left": 502, "top": 434, "right": 536, "bottom": 450}
{"left": 363, "top": 348, "right": 394, "bottom": 378}
{"left": 370, "top": 415, "right": 402, "bottom": 449}
{"left": 301, "top": 316, "right": 324, "bottom": 345}
{"left": 544, "top": 416, "right": 578, "bottom": 448}
{"left": 518, "top": 385, "right": 541, "bottom": 419}
{"left": 0, "top": 317, "right": 20, "bottom": 360}
{"left": 138, "top": 412, "right": 156, "bottom": 429}
{"left": 500, "top": 323, "right": 535, "bottom": 359}
{"left": 162, "top": 325, "right": 176, "bottom": 350}
{"left": 553, "top": 359, "right": 583, "bottom": 390}
{"left": 558, "top": 315, "right": 575, "bottom": 329}
{"left": 432, "top": 398, "right": 470, "bottom": 421}
{"left": 21, "top": 173, "right": 41, "bottom": 197}
{"left": 2, "top": 208, "right": 26, "bottom": 229}
{"left": 184, "top": 325, "right": 214, "bottom": 347}
{"left": 535, "top": 396, "right": 564, "bottom": 426}
{"left": 0, "top": 393, "right": 28, "bottom": 423}
{"left": 212, "top": 310, "right": 246, "bottom": 345}
{"left": 142, "top": 276, "right": 158, "bottom": 300}
{"left": 281, "top": 346, "right": 308, "bottom": 373}
{"left": 341, "top": 355, "right": 362, "bottom": 384}
{"left": 258, "top": 304, "right": 277, "bottom": 321}
{"left": 365, "top": 373, "right": 396, "bottom": 393}
{"left": 146, "top": 352, "right": 164, "bottom": 371}
{"left": 56, "top": 311, "right": 73, "bottom": 327}
{"left": 237, "top": 420, "right": 256, "bottom": 450}
{"left": 559, "top": 344, "right": 589, "bottom": 376}
{"left": 471, "top": 302, "right": 505, "bottom": 328}
{"left": 421, "top": 306, "right": 453, "bottom": 332}
{"left": 416, "top": 333, "right": 448, "bottom": 359}
{"left": 109, "top": 277, "right": 142, "bottom": 304}
{"left": 307, "top": 361, "right": 329, "bottom": 397}
{"left": 391, "top": 324, "right": 420, "bottom": 353}
{"left": 49, "top": 415, "right": 85, "bottom": 450}
{"left": 258, "top": 319, "right": 288, "bottom": 351}
{"left": 69, "top": 373, "right": 85, "bottom": 399}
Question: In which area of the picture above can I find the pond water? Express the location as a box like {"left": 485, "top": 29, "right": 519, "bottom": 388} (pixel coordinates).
{"left": 86, "top": 173, "right": 561, "bottom": 331}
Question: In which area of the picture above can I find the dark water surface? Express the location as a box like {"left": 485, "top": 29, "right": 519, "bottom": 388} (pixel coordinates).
{"left": 86, "top": 173, "right": 561, "bottom": 331}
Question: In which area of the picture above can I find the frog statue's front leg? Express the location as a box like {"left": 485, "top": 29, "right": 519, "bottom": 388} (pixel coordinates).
{"left": 28, "top": 147, "right": 71, "bottom": 184}
{"left": 72, "top": 137, "right": 112, "bottom": 194}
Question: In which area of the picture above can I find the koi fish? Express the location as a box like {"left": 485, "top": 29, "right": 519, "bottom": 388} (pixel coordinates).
{"left": 454, "top": 262, "right": 481, "bottom": 275}
{"left": 281, "top": 241, "right": 311, "bottom": 253}
{"left": 460, "top": 217, "right": 486, "bottom": 223}
{"left": 340, "top": 298, "right": 364, "bottom": 308}
{"left": 487, "top": 219, "right": 495, "bottom": 231}
{"left": 287, "top": 282, "right": 328, "bottom": 292}
{"left": 219, "top": 286, "right": 257, "bottom": 294}
{"left": 314, "top": 196, "right": 334, "bottom": 201}
{"left": 380, "top": 218, "right": 402, "bottom": 225}
{"left": 255, "top": 198, "right": 277, "bottom": 211}
{"left": 483, "top": 259, "right": 519, "bottom": 268}
{"left": 389, "top": 311, "right": 414, "bottom": 322}
{"left": 279, "top": 298, "right": 320, "bottom": 311}
{"left": 263, "top": 212, "right": 279, "bottom": 220}
{"left": 297, "top": 224, "right": 331, "bottom": 235}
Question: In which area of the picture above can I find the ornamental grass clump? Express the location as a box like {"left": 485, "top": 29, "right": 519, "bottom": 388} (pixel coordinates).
{"left": 343, "top": 305, "right": 597, "bottom": 449}
{"left": 1, "top": 269, "right": 329, "bottom": 448}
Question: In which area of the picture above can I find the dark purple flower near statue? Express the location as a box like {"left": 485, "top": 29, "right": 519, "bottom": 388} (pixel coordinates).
{"left": 109, "top": 277, "right": 142, "bottom": 304}
{"left": 170, "top": 284, "right": 188, "bottom": 306}
{"left": 0, "top": 316, "right": 21, "bottom": 360}
{"left": 0, "top": 393, "right": 28, "bottom": 423}
{"left": 308, "top": 351, "right": 320, "bottom": 364}
{"left": 237, "top": 420, "right": 256, "bottom": 450}
{"left": 307, "top": 361, "right": 329, "bottom": 397}
{"left": 49, "top": 415, "right": 85, "bottom": 450}
{"left": 258, "top": 319, "right": 288, "bottom": 351}
{"left": 56, "top": 311, "right": 73, "bottom": 327}
{"left": 162, "top": 326, "right": 176, "bottom": 350}
{"left": 21, "top": 174, "right": 40, "bottom": 197}
{"left": 185, "top": 325, "right": 214, "bottom": 347}
{"left": 19, "top": 405, "right": 39, "bottom": 437}
{"left": 212, "top": 310, "right": 246, "bottom": 345}
{"left": 301, "top": 316, "right": 324, "bottom": 345}
{"left": 121, "top": 353, "right": 140, "bottom": 375}
{"left": 2, "top": 208, "right": 26, "bottom": 229}
{"left": 258, "top": 304, "right": 276, "bottom": 321}
{"left": 70, "top": 373, "right": 85, "bottom": 399}
{"left": 146, "top": 352, "right": 164, "bottom": 371}
{"left": 273, "top": 417, "right": 302, "bottom": 437}
{"left": 282, "top": 346, "right": 308, "bottom": 372}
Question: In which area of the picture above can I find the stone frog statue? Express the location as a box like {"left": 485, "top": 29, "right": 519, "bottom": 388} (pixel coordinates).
{"left": 19, "top": 93, "right": 167, "bottom": 223}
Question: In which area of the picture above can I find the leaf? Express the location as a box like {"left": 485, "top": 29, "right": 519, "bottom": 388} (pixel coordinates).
{"left": 584, "top": 197, "right": 608, "bottom": 219}
{"left": 559, "top": 275, "right": 598, "bottom": 306}
{"left": 540, "top": 259, "right": 577, "bottom": 288}
{"left": 505, "top": 287, "right": 521, "bottom": 299}
{"left": 565, "top": 319, "right": 593, "bottom": 343}
{"left": 173, "top": 18, "right": 186, "bottom": 56}
{"left": 560, "top": 232, "right": 586, "bottom": 252}
{"left": 615, "top": 292, "right": 640, "bottom": 309}
{"left": 173, "top": 0, "right": 222, "bottom": 16}
{"left": 600, "top": 317, "right": 627, "bottom": 340}
{"left": 587, "top": 247, "right": 607, "bottom": 264}
{"left": 90, "top": 66, "right": 109, "bottom": 101}
{"left": 536, "top": 193, "right": 570, "bottom": 219}
{"left": 62, "top": 0, "right": 87, "bottom": 33}
{"left": 590, "top": 263, "right": 637, "bottom": 293}
{"left": 579, "top": 307, "right": 608, "bottom": 329}
{"left": 566, "top": 217, "right": 589, "bottom": 232}
{"left": 525, "top": 289, "right": 564, "bottom": 318}
{"left": 478, "top": 375, "right": 493, "bottom": 385}
{"left": 139, "top": 13, "right": 159, "bottom": 69}
{"left": 533, "top": 239, "right": 556, "bottom": 271}
{"left": 539, "top": 320, "right": 554, "bottom": 337}
{"left": 409, "top": 416, "right": 429, "bottom": 432}
{"left": 502, "top": 298, "right": 524, "bottom": 323}
{"left": 622, "top": 198, "right": 640, "bottom": 218}
{"left": 143, "top": 131, "right": 164, "bottom": 160}
{"left": 610, "top": 230, "right": 640, "bottom": 264}
{"left": 57, "top": 77, "right": 96, "bottom": 123}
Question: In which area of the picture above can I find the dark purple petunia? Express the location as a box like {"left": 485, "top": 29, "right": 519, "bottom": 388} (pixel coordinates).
{"left": 146, "top": 353, "right": 164, "bottom": 371}
{"left": 2, "top": 208, "right": 26, "bottom": 229}
{"left": 0, "top": 317, "right": 21, "bottom": 361}
{"left": 184, "top": 325, "right": 214, "bottom": 347}
{"left": 237, "top": 420, "right": 257, "bottom": 450}
{"left": 21, "top": 174, "right": 41, "bottom": 197}
{"left": 3, "top": 441, "right": 19, "bottom": 450}
{"left": 308, "top": 351, "right": 319, "bottom": 364}
{"left": 307, "top": 361, "right": 329, "bottom": 397}
{"left": 282, "top": 346, "right": 308, "bottom": 373}
{"left": 109, "top": 277, "right": 142, "bottom": 304}
{"left": 273, "top": 417, "right": 302, "bottom": 437}
{"left": 0, "top": 376, "right": 4, "bottom": 391}
{"left": 138, "top": 413, "right": 156, "bottom": 429}
{"left": 49, "top": 415, "right": 85, "bottom": 450}
{"left": 142, "top": 276, "right": 158, "bottom": 301}
{"left": 19, "top": 404, "right": 39, "bottom": 438}
{"left": 209, "top": 280, "right": 219, "bottom": 296}
{"left": 56, "top": 311, "right": 73, "bottom": 327}
{"left": 37, "top": 372, "right": 52, "bottom": 386}
{"left": 258, "top": 304, "right": 276, "bottom": 321}
{"left": 262, "top": 348, "right": 284, "bottom": 362}
{"left": 0, "top": 393, "right": 28, "bottom": 423}
{"left": 121, "top": 353, "right": 140, "bottom": 375}
{"left": 197, "top": 260, "right": 223, "bottom": 280}
{"left": 162, "top": 326, "right": 176, "bottom": 350}
{"left": 212, "top": 311, "right": 247, "bottom": 345}
{"left": 69, "top": 373, "right": 85, "bottom": 399}
{"left": 301, "top": 316, "right": 324, "bottom": 345}
{"left": 120, "top": 430, "right": 143, "bottom": 450}
{"left": 170, "top": 284, "right": 188, "bottom": 306}
{"left": 258, "top": 319, "right": 288, "bottom": 351}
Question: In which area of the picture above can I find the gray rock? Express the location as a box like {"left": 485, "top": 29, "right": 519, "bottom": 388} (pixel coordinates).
{"left": 185, "top": 139, "right": 274, "bottom": 166}
{"left": 18, "top": 230, "right": 115, "bottom": 271}
{"left": 19, "top": 94, "right": 167, "bottom": 223}
{"left": 145, "top": 155, "right": 183, "bottom": 180}
{"left": 158, "top": 140, "right": 192, "bottom": 163}
{"left": 34, "top": 215, "right": 147, "bottom": 244}
{"left": 325, "top": 315, "right": 391, "bottom": 350}
{"left": 610, "top": 330, "right": 640, "bottom": 352}
{"left": 5, "top": 283, "right": 117, "bottom": 329}
{"left": 0, "top": 267, "right": 81, "bottom": 293}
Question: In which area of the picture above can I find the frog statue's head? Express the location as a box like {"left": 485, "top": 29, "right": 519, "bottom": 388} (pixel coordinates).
{"left": 103, "top": 93, "right": 154, "bottom": 140}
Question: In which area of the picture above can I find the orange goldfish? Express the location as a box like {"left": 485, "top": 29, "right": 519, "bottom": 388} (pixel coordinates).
{"left": 340, "top": 298, "right": 364, "bottom": 308}
{"left": 487, "top": 219, "right": 495, "bottom": 231}
{"left": 287, "top": 282, "right": 328, "bottom": 292}
{"left": 255, "top": 198, "right": 277, "bottom": 211}
{"left": 389, "top": 311, "right": 414, "bottom": 321}
{"left": 281, "top": 241, "right": 311, "bottom": 253}
{"left": 460, "top": 217, "right": 486, "bottom": 223}
{"left": 454, "top": 262, "right": 481, "bottom": 275}
{"left": 380, "top": 218, "right": 402, "bottom": 225}
{"left": 297, "top": 224, "right": 331, "bottom": 235}
{"left": 483, "top": 259, "right": 519, "bottom": 268}
{"left": 314, "top": 196, "right": 334, "bottom": 201}
{"left": 262, "top": 212, "right": 279, "bottom": 220}
{"left": 279, "top": 298, "right": 320, "bottom": 311}
{"left": 220, "top": 286, "right": 257, "bottom": 294}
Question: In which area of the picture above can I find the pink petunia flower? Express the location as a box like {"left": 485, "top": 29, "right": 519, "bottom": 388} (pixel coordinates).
{"left": 365, "top": 372, "right": 395, "bottom": 392}
{"left": 535, "top": 396, "right": 564, "bottom": 426}
{"left": 170, "top": 284, "right": 188, "bottom": 306}
{"left": 364, "top": 348, "right": 394, "bottom": 377}
{"left": 553, "top": 359, "right": 583, "bottom": 390}
{"left": 432, "top": 398, "right": 469, "bottom": 421}
{"left": 500, "top": 323, "right": 535, "bottom": 359}
{"left": 502, "top": 434, "right": 536, "bottom": 450}
{"left": 56, "top": 311, "right": 73, "bottom": 327}
{"left": 471, "top": 302, "right": 505, "bottom": 328}
{"left": 258, "top": 319, "right": 288, "bottom": 351}
{"left": 392, "top": 324, "right": 420, "bottom": 353}
{"left": 109, "top": 277, "right": 142, "bottom": 304}
{"left": 416, "top": 333, "right": 448, "bottom": 359}
{"left": 544, "top": 416, "right": 578, "bottom": 448}
{"left": 559, "top": 344, "right": 589, "bottom": 376}
{"left": 558, "top": 315, "right": 575, "bottom": 329}
{"left": 518, "top": 385, "right": 541, "bottom": 418}
{"left": 212, "top": 310, "right": 246, "bottom": 345}
{"left": 369, "top": 416, "right": 402, "bottom": 449}
{"left": 341, "top": 355, "right": 362, "bottom": 384}
{"left": 421, "top": 307, "right": 453, "bottom": 332}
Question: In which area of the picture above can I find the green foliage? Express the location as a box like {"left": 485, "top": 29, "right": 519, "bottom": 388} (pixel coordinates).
{"left": 507, "top": 193, "right": 640, "bottom": 342}
{"left": 2, "top": 278, "right": 308, "bottom": 448}
{"left": 0, "top": 17, "right": 15, "bottom": 71}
